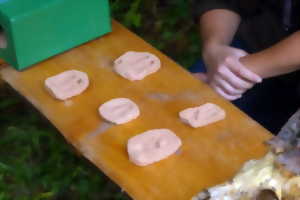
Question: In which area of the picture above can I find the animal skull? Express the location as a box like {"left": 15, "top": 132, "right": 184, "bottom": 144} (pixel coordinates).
{"left": 192, "top": 110, "right": 300, "bottom": 200}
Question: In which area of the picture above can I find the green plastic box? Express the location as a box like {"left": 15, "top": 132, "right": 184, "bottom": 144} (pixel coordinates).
{"left": 0, "top": 0, "right": 111, "bottom": 70}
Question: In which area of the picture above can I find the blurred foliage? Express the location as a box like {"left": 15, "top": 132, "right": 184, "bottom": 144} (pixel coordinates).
{"left": 111, "top": 0, "right": 201, "bottom": 68}
{"left": 0, "top": 0, "right": 201, "bottom": 199}
{"left": 0, "top": 86, "right": 131, "bottom": 200}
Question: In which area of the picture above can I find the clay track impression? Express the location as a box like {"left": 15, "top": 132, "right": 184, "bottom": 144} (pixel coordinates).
{"left": 113, "top": 51, "right": 161, "bottom": 81}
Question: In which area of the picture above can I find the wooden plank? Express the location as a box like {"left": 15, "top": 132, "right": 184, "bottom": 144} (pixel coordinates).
{"left": 0, "top": 20, "right": 271, "bottom": 200}
{"left": 0, "top": 60, "right": 6, "bottom": 86}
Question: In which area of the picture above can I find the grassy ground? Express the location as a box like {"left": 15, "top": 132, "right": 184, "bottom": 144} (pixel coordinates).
{"left": 0, "top": 1, "right": 201, "bottom": 199}
{"left": 0, "top": 87, "right": 131, "bottom": 200}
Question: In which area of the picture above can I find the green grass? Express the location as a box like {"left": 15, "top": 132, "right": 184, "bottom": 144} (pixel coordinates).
{"left": 0, "top": 87, "right": 130, "bottom": 200}
{"left": 0, "top": 0, "right": 201, "bottom": 199}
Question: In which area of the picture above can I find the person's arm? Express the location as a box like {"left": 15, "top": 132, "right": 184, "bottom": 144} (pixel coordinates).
{"left": 240, "top": 31, "right": 300, "bottom": 78}
{"left": 201, "top": 9, "right": 240, "bottom": 48}
{"left": 199, "top": 9, "right": 262, "bottom": 100}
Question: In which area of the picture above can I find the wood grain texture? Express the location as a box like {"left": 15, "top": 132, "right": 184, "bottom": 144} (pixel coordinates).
{"left": 0, "top": 21, "right": 271, "bottom": 200}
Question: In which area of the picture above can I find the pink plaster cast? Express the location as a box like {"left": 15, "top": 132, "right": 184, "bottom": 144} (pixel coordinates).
{"left": 45, "top": 70, "right": 89, "bottom": 100}
{"left": 114, "top": 51, "right": 161, "bottom": 81}
{"left": 179, "top": 103, "right": 225, "bottom": 128}
{"left": 99, "top": 98, "right": 140, "bottom": 124}
{"left": 127, "top": 129, "right": 182, "bottom": 166}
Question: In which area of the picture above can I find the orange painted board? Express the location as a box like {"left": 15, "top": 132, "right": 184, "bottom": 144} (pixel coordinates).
{"left": 0, "top": 20, "right": 271, "bottom": 200}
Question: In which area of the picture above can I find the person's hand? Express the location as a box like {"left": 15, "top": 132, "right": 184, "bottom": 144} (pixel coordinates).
{"left": 202, "top": 44, "right": 262, "bottom": 100}
{"left": 193, "top": 72, "right": 207, "bottom": 82}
